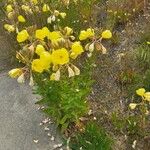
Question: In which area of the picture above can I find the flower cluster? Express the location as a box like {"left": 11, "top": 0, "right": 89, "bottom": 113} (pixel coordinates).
{"left": 4, "top": 0, "right": 112, "bottom": 83}
{"left": 129, "top": 88, "right": 150, "bottom": 115}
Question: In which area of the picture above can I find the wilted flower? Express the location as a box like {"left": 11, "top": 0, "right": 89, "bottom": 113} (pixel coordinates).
{"left": 8, "top": 68, "right": 22, "bottom": 78}
{"left": 129, "top": 103, "right": 137, "bottom": 110}
{"left": 4, "top": 24, "right": 15, "bottom": 32}
{"left": 6, "top": 5, "right": 13, "bottom": 13}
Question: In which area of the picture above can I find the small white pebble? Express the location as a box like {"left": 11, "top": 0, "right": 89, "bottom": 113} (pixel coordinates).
{"left": 132, "top": 140, "right": 137, "bottom": 149}
{"left": 39, "top": 123, "right": 43, "bottom": 126}
{"left": 93, "top": 117, "right": 97, "bottom": 120}
{"left": 53, "top": 143, "right": 62, "bottom": 149}
{"left": 51, "top": 136, "right": 55, "bottom": 141}
{"left": 42, "top": 118, "right": 49, "bottom": 124}
{"left": 33, "top": 139, "right": 39, "bottom": 143}
{"left": 44, "top": 127, "right": 50, "bottom": 131}
{"left": 47, "top": 133, "right": 51, "bottom": 136}
{"left": 88, "top": 109, "right": 93, "bottom": 115}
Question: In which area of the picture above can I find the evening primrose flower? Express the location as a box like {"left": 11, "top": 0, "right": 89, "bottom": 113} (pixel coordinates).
{"left": 79, "top": 30, "right": 88, "bottom": 41}
{"left": 32, "top": 59, "right": 44, "bottom": 73}
{"left": 101, "top": 30, "right": 112, "bottom": 39}
{"left": 136, "top": 88, "right": 146, "bottom": 97}
{"left": 42, "top": 4, "right": 50, "bottom": 12}
{"left": 40, "top": 51, "right": 52, "bottom": 63}
{"left": 35, "top": 27, "right": 49, "bottom": 40}
{"left": 6, "top": 5, "right": 13, "bottom": 13}
{"left": 144, "top": 92, "right": 150, "bottom": 102}
{"left": 18, "top": 15, "right": 26, "bottom": 23}
{"left": 79, "top": 28, "right": 94, "bottom": 41}
{"left": 31, "top": 0, "right": 38, "bottom": 4}
{"left": 70, "top": 42, "right": 84, "bottom": 59}
{"left": 147, "top": 41, "right": 150, "bottom": 45}
{"left": 35, "top": 28, "right": 48, "bottom": 40}
{"left": 129, "top": 103, "right": 137, "bottom": 110}
{"left": 86, "top": 28, "right": 95, "bottom": 37}
{"left": 17, "top": 30, "right": 29, "bottom": 43}
{"left": 8, "top": 68, "right": 22, "bottom": 78}
{"left": 35, "top": 45, "right": 45, "bottom": 55}
{"left": 4, "top": 24, "right": 15, "bottom": 32}
{"left": 52, "top": 48, "right": 69, "bottom": 65}
{"left": 60, "top": 12, "right": 66, "bottom": 18}
{"left": 48, "top": 31, "right": 62, "bottom": 43}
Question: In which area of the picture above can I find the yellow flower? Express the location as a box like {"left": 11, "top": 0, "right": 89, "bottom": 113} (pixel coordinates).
{"left": 136, "top": 88, "right": 146, "bottom": 97}
{"left": 129, "top": 103, "right": 137, "bottom": 110}
{"left": 40, "top": 52, "right": 52, "bottom": 70}
{"left": 101, "top": 30, "right": 112, "bottom": 39}
{"left": 6, "top": 5, "right": 13, "bottom": 13}
{"left": 8, "top": 68, "right": 22, "bottom": 78}
{"left": 71, "top": 42, "right": 84, "bottom": 59}
{"left": 60, "top": 12, "right": 66, "bottom": 18}
{"left": 42, "top": 4, "right": 50, "bottom": 12}
{"left": 31, "top": 0, "right": 38, "bottom": 4}
{"left": 17, "top": 30, "right": 29, "bottom": 43}
{"left": 42, "top": 27, "right": 50, "bottom": 36}
{"left": 32, "top": 59, "right": 44, "bottom": 73}
{"left": 4, "top": 24, "right": 15, "bottom": 32}
{"left": 144, "top": 92, "right": 150, "bottom": 102}
{"left": 40, "top": 51, "right": 52, "bottom": 62}
{"left": 52, "top": 48, "right": 69, "bottom": 65}
{"left": 35, "top": 29, "right": 46, "bottom": 40}
{"left": 35, "top": 45, "right": 45, "bottom": 55}
{"left": 79, "top": 30, "right": 88, "bottom": 41}
{"left": 79, "top": 28, "right": 94, "bottom": 41}
{"left": 48, "top": 31, "right": 61, "bottom": 41}
{"left": 147, "top": 41, "right": 150, "bottom": 45}
{"left": 86, "top": 28, "right": 95, "bottom": 37}
{"left": 18, "top": 15, "right": 26, "bottom": 22}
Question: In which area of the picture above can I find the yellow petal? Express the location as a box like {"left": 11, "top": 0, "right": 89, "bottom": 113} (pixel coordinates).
{"left": 144, "top": 92, "right": 150, "bottom": 102}
{"left": 101, "top": 30, "right": 112, "bottom": 39}
{"left": 136, "top": 88, "right": 146, "bottom": 96}
{"left": 18, "top": 15, "right": 26, "bottom": 22}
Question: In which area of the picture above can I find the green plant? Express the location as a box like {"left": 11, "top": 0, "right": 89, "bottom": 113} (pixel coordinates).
{"left": 136, "top": 44, "right": 150, "bottom": 68}
{"left": 69, "top": 122, "right": 113, "bottom": 150}
{"left": 34, "top": 57, "right": 95, "bottom": 132}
